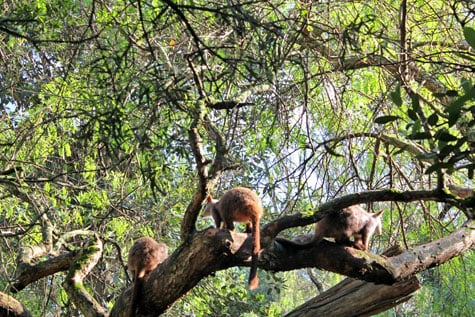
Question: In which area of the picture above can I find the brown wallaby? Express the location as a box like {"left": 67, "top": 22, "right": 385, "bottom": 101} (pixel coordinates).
{"left": 128, "top": 237, "right": 168, "bottom": 317}
{"left": 312, "top": 205, "right": 384, "bottom": 250}
{"left": 202, "top": 187, "right": 264, "bottom": 290}
{"left": 277, "top": 205, "right": 384, "bottom": 251}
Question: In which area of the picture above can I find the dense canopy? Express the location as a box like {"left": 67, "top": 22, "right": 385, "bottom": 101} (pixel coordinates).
{"left": 1, "top": 0, "right": 474, "bottom": 316}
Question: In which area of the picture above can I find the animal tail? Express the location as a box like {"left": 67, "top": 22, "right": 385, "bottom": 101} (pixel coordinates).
{"left": 129, "top": 275, "right": 144, "bottom": 317}
{"left": 248, "top": 216, "right": 260, "bottom": 290}
{"left": 274, "top": 236, "right": 314, "bottom": 250}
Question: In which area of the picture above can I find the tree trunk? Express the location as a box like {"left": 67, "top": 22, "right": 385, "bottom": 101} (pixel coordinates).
{"left": 284, "top": 277, "right": 421, "bottom": 317}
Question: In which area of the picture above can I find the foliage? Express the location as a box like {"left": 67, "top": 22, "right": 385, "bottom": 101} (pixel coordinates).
{"left": 0, "top": 0, "right": 474, "bottom": 316}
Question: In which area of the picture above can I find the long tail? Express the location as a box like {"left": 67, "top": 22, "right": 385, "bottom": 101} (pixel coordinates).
{"left": 248, "top": 216, "right": 260, "bottom": 290}
{"left": 130, "top": 276, "right": 143, "bottom": 317}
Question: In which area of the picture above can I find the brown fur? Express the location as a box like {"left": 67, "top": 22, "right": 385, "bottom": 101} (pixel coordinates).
{"left": 312, "top": 205, "right": 384, "bottom": 250}
{"left": 202, "top": 187, "right": 263, "bottom": 290}
{"left": 276, "top": 205, "right": 384, "bottom": 251}
{"left": 128, "top": 237, "right": 168, "bottom": 317}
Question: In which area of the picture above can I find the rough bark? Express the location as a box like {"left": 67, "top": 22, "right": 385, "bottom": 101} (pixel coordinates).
{"left": 11, "top": 229, "right": 97, "bottom": 293}
{"left": 180, "top": 119, "right": 231, "bottom": 242}
{"left": 284, "top": 222, "right": 474, "bottom": 316}
{"left": 110, "top": 221, "right": 474, "bottom": 316}
{"left": 8, "top": 189, "right": 474, "bottom": 317}
{"left": 264, "top": 239, "right": 396, "bottom": 284}
{"left": 62, "top": 235, "right": 108, "bottom": 317}
{"left": 110, "top": 227, "right": 398, "bottom": 316}
{"left": 0, "top": 291, "right": 32, "bottom": 317}
{"left": 11, "top": 250, "right": 79, "bottom": 293}
{"left": 389, "top": 221, "right": 475, "bottom": 279}
{"left": 110, "top": 228, "right": 240, "bottom": 317}
{"left": 284, "top": 276, "right": 421, "bottom": 317}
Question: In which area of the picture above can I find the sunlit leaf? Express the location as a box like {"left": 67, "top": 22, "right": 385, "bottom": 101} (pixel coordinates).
{"left": 463, "top": 27, "right": 475, "bottom": 50}
{"left": 427, "top": 113, "right": 439, "bottom": 126}
{"left": 435, "top": 129, "right": 458, "bottom": 142}
{"left": 374, "top": 115, "right": 400, "bottom": 124}
{"left": 390, "top": 84, "right": 402, "bottom": 107}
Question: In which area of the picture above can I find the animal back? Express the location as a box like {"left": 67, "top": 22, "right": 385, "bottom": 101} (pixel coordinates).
{"left": 218, "top": 187, "right": 263, "bottom": 222}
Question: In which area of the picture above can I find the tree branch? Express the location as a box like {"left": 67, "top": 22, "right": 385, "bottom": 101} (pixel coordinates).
{"left": 285, "top": 276, "right": 421, "bottom": 317}
{"left": 284, "top": 222, "right": 475, "bottom": 317}
{"left": 389, "top": 220, "right": 475, "bottom": 279}
{"left": 110, "top": 228, "right": 238, "bottom": 316}
{"left": 11, "top": 230, "right": 98, "bottom": 293}
{"left": 262, "top": 188, "right": 471, "bottom": 240}
{"left": 11, "top": 250, "right": 79, "bottom": 293}
{"left": 111, "top": 219, "right": 474, "bottom": 316}
{"left": 63, "top": 234, "right": 108, "bottom": 317}
{"left": 180, "top": 103, "right": 237, "bottom": 241}
{"left": 0, "top": 291, "right": 32, "bottom": 317}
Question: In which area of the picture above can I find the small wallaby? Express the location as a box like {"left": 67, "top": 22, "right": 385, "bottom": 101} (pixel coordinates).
{"left": 312, "top": 205, "right": 384, "bottom": 250}
{"left": 277, "top": 205, "right": 384, "bottom": 251}
{"left": 202, "top": 187, "right": 264, "bottom": 290}
{"left": 128, "top": 237, "right": 168, "bottom": 317}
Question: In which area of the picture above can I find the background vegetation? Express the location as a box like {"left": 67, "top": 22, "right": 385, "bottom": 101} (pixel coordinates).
{"left": 1, "top": 0, "right": 474, "bottom": 316}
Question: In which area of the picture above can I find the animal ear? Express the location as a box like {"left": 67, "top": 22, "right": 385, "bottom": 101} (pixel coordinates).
{"left": 374, "top": 210, "right": 384, "bottom": 217}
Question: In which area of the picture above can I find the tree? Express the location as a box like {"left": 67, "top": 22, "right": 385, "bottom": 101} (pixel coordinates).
{"left": 1, "top": 0, "right": 474, "bottom": 316}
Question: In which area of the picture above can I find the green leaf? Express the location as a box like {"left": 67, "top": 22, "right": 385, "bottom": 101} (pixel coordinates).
{"left": 411, "top": 93, "right": 421, "bottom": 112}
{"left": 435, "top": 129, "right": 458, "bottom": 142}
{"left": 448, "top": 106, "right": 462, "bottom": 127}
{"left": 463, "top": 27, "right": 475, "bottom": 50}
{"left": 411, "top": 119, "right": 422, "bottom": 135}
{"left": 427, "top": 113, "right": 439, "bottom": 126}
{"left": 374, "top": 115, "right": 400, "bottom": 124}
{"left": 461, "top": 78, "right": 473, "bottom": 93}
{"left": 445, "top": 86, "right": 475, "bottom": 126}
{"left": 407, "top": 132, "right": 431, "bottom": 140}
{"left": 425, "top": 162, "right": 452, "bottom": 175}
{"left": 390, "top": 84, "right": 402, "bottom": 107}
{"left": 446, "top": 90, "right": 459, "bottom": 97}
{"left": 407, "top": 109, "right": 419, "bottom": 121}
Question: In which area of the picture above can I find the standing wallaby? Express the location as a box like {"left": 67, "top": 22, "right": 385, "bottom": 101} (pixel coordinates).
{"left": 202, "top": 187, "right": 264, "bottom": 290}
{"left": 276, "top": 205, "right": 384, "bottom": 251}
{"left": 128, "top": 237, "right": 168, "bottom": 317}
{"left": 312, "top": 205, "right": 384, "bottom": 250}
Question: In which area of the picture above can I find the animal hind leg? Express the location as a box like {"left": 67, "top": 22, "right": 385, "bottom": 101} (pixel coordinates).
{"left": 335, "top": 237, "right": 353, "bottom": 247}
{"left": 223, "top": 218, "right": 235, "bottom": 230}
{"left": 245, "top": 222, "right": 252, "bottom": 233}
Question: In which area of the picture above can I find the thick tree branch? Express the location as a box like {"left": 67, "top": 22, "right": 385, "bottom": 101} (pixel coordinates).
{"left": 180, "top": 104, "right": 238, "bottom": 241}
{"left": 264, "top": 239, "right": 396, "bottom": 284}
{"left": 284, "top": 222, "right": 475, "bottom": 317}
{"left": 0, "top": 291, "right": 32, "bottom": 317}
{"left": 11, "top": 250, "right": 79, "bottom": 293}
{"left": 180, "top": 126, "right": 210, "bottom": 241}
{"left": 389, "top": 221, "right": 475, "bottom": 279}
{"left": 63, "top": 235, "right": 107, "bottom": 317}
{"left": 111, "top": 219, "right": 474, "bottom": 316}
{"left": 12, "top": 230, "right": 97, "bottom": 292}
{"left": 110, "top": 228, "right": 239, "bottom": 316}
{"left": 262, "top": 188, "right": 471, "bottom": 240}
{"left": 285, "top": 277, "right": 421, "bottom": 317}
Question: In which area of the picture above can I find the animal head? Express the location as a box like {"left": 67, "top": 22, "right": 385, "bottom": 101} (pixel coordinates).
{"left": 373, "top": 210, "right": 384, "bottom": 235}
{"left": 201, "top": 194, "right": 218, "bottom": 217}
